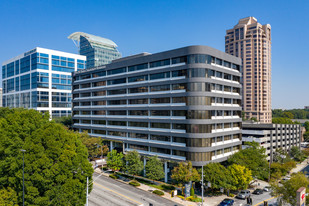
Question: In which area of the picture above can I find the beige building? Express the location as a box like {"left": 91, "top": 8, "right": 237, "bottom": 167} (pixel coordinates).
{"left": 225, "top": 17, "right": 272, "bottom": 123}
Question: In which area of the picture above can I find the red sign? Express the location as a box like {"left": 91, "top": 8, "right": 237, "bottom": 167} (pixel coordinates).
{"left": 302, "top": 193, "right": 305, "bottom": 200}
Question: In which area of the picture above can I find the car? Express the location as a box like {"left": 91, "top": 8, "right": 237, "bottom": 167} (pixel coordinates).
{"left": 253, "top": 188, "right": 264, "bottom": 195}
{"left": 236, "top": 190, "right": 250, "bottom": 199}
{"left": 263, "top": 186, "right": 271, "bottom": 192}
{"left": 218, "top": 198, "right": 234, "bottom": 206}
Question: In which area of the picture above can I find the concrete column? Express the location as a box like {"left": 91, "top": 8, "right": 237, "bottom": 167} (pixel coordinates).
{"left": 143, "top": 158, "right": 146, "bottom": 177}
{"left": 110, "top": 141, "right": 113, "bottom": 151}
{"left": 164, "top": 161, "right": 168, "bottom": 183}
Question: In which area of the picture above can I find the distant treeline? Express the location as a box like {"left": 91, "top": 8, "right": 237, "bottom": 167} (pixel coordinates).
{"left": 272, "top": 109, "right": 309, "bottom": 119}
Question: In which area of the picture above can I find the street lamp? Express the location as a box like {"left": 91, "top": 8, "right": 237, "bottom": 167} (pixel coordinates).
{"left": 20, "top": 149, "right": 26, "bottom": 206}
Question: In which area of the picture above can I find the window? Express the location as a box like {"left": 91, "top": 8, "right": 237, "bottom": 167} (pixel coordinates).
{"left": 150, "top": 85, "right": 170, "bottom": 92}
{"left": 128, "top": 63, "right": 148, "bottom": 72}
{"left": 150, "top": 135, "right": 170, "bottom": 142}
{"left": 129, "top": 122, "right": 148, "bottom": 128}
{"left": 129, "top": 133, "right": 148, "bottom": 139}
{"left": 150, "top": 59, "right": 170, "bottom": 68}
{"left": 150, "top": 72, "right": 170, "bottom": 80}
{"left": 172, "top": 56, "right": 187, "bottom": 64}
{"left": 150, "top": 97, "right": 170, "bottom": 104}
{"left": 172, "top": 83, "right": 186, "bottom": 90}
{"left": 128, "top": 75, "right": 148, "bottom": 82}
{"left": 129, "top": 110, "right": 148, "bottom": 116}
{"left": 107, "top": 67, "right": 126, "bottom": 75}
{"left": 108, "top": 100, "right": 127, "bottom": 105}
{"left": 107, "top": 78, "right": 126, "bottom": 85}
{"left": 187, "top": 54, "right": 211, "bottom": 64}
{"left": 151, "top": 123, "right": 170, "bottom": 129}
{"left": 172, "top": 97, "right": 186, "bottom": 103}
{"left": 129, "top": 86, "right": 148, "bottom": 93}
{"left": 92, "top": 91, "right": 106, "bottom": 96}
{"left": 172, "top": 69, "right": 187, "bottom": 77}
{"left": 108, "top": 89, "right": 126, "bottom": 95}
{"left": 129, "top": 99, "right": 148, "bottom": 104}
{"left": 108, "top": 110, "right": 126, "bottom": 115}
{"left": 151, "top": 110, "right": 170, "bottom": 116}
{"left": 108, "top": 121, "right": 127, "bottom": 126}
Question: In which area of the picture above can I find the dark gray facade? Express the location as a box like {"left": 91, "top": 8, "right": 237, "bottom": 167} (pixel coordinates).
{"left": 242, "top": 122, "right": 302, "bottom": 162}
{"left": 72, "top": 45, "right": 243, "bottom": 167}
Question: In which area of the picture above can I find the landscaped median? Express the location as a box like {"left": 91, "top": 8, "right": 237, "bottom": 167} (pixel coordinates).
{"left": 97, "top": 169, "right": 203, "bottom": 205}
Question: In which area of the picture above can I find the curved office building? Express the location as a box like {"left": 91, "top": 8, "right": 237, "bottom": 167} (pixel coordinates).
{"left": 68, "top": 32, "right": 121, "bottom": 68}
{"left": 72, "top": 46, "right": 242, "bottom": 171}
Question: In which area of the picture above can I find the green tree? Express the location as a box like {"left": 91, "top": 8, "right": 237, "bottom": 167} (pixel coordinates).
{"left": 271, "top": 173, "right": 309, "bottom": 206}
{"left": 125, "top": 150, "right": 143, "bottom": 178}
{"left": 304, "top": 121, "right": 309, "bottom": 131}
{"left": 80, "top": 132, "right": 109, "bottom": 159}
{"left": 290, "top": 146, "right": 304, "bottom": 161}
{"left": 0, "top": 187, "right": 18, "bottom": 206}
{"left": 53, "top": 115, "right": 73, "bottom": 129}
{"left": 228, "top": 142, "right": 269, "bottom": 180}
{"left": 282, "top": 112, "right": 294, "bottom": 119}
{"left": 145, "top": 156, "right": 165, "bottom": 182}
{"left": 107, "top": 150, "right": 124, "bottom": 172}
{"left": 171, "top": 162, "right": 200, "bottom": 186}
{"left": 202, "top": 162, "right": 232, "bottom": 190}
{"left": 272, "top": 117, "right": 295, "bottom": 124}
{"left": 304, "top": 132, "right": 309, "bottom": 142}
{"left": 0, "top": 108, "right": 93, "bottom": 206}
{"left": 227, "top": 164, "right": 252, "bottom": 190}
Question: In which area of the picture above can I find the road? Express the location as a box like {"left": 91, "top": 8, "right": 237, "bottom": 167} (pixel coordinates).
{"left": 233, "top": 190, "right": 276, "bottom": 206}
{"left": 89, "top": 172, "right": 182, "bottom": 206}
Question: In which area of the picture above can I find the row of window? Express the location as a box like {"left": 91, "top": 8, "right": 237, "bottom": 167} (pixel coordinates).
{"left": 74, "top": 68, "right": 240, "bottom": 88}
{"left": 76, "top": 119, "right": 241, "bottom": 133}
{"left": 73, "top": 97, "right": 241, "bottom": 106}
{"left": 75, "top": 110, "right": 241, "bottom": 119}
{"left": 74, "top": 55, "right": 241, "bottom": 81}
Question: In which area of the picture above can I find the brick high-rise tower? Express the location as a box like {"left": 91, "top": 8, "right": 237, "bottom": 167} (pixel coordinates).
{"left": 225, "top": 17, "right": 271, "bottom": 123}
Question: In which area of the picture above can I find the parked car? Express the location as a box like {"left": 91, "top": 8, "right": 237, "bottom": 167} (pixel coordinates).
{"left": 236, "top": 190, "right": 251, "bottom": 199}
{"left": 263, "top": 186, "right": 271, "bottom": 192}
{"left": 253, "top": 188, "right": 264, "bottom": 195}
{"left": 218, "top": 198, "right": 234, "bottom": 206}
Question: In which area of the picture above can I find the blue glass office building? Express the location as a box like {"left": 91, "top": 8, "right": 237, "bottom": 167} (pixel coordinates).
{"left": 2, "top": 47, "right": 86, "bottom": 118}
{"left": 68, "top": 32, "right": 121, "bottom": 68}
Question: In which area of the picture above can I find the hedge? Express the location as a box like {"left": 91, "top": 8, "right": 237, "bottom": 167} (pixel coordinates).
{"left": 129, "top": 181, "right": 141, "bottom": 187}
{"left": 153, "top": 190, "right": 164, "bottom": 196}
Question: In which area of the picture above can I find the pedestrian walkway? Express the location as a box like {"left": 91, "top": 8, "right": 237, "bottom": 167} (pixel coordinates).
{"left": 290, "top": 156, "right": 309, "bottom": 174}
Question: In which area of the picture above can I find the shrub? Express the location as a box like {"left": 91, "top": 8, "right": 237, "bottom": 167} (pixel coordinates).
{"left": 129, "top": 181, "right": 140, "bottom": 187}
{"left": 153, "top": 190, "right": 164, "bottom": 196}
{"left": 228, "top": 193, "right": 235, "bottom": 197}
{"left": 190, "top": 187, "right": 194, "bottom": 196}
{"left": 109, "top": 174, "right": 118, "bottom": 179}
{"left": 162, "top": 184, "right": 176, "bottom": 191}
{"left": 177, "top": 195, "right": 185, "bottom": 200}
{"left": 187, "top": 195, "right": 202, "bottom": 202}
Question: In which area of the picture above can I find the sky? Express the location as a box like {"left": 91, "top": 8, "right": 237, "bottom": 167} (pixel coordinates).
{"left": 0, "top": 0, "right": 308, "bottom": 109}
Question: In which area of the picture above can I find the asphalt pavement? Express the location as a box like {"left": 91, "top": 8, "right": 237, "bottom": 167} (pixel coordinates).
{"left": 232, "top": 189, "right": 276, "bottom": 206}
{"left": 89, "top": 173, "right": 183, "bottom": 206}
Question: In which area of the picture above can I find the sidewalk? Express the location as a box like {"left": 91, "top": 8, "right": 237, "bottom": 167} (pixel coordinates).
{"left": 290, "top": 156, "right": 309, "bottom": 174}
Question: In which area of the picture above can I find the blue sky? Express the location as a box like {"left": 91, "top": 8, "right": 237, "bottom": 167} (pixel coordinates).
{"left": 0, "top": 0, "right": 308, "bottom": 109}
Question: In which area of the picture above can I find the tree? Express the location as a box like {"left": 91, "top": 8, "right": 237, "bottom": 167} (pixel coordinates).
{"left": 53, "top": 115, "right": 73, "bottom": 129}
{"left": 0, "top": 187, "right": 18, "bottom": 206}
{"left": 304, "top": 121, "right": 309, "bottom": 131}
{"left": 125, "top": 150, "right": 143, "bottom": 178}
{"left": 145, "top": 156, "right": 165, "bottom": 182}
{"left": 107, "top": 150, "right": 124, "bottom": 172}
{"left": 271, "top": 173, "right": 309, "bottom": 206}
{"left": 290, "top": 146, "right": 304, "bottom": 161}
{"left": 227, "top": 164, "right": 252, "bottom": 190}
{"left": 202, "top": 162, "right": 232, "bottom": 190}
{"left": 80, "top": 133, "right": 109, "bottom": 159}
{"left": 171, "top": 162, "right": 200, "bottom": 186}
{"left": 272, "top": 117, "right": 295, "bottom": 124}
{"left": 0, "top": 108, "right": 93, "bottom": 206}
{"left": 282, "top": 112, "right": 294, "bottom": 119}
{"left": 228, "top": 142, "right": 269, "bottom": 180}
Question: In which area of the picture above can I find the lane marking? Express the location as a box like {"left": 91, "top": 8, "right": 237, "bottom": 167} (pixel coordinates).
{"left": 254, "top": 196, "right": 276, "bottom": 206}
{"left": 93, "top": 182, "right": 143, "bottom": 206}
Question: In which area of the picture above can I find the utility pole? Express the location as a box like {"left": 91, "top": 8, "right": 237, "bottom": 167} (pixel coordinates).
{"left": 201, "top": 165, "right": 204, "bottom": 206}
{"left": 20, "top": 149, "right": 26, "bottom": 206}
{"left": 86, "top": 176, "right": 89, "bottom": 206}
